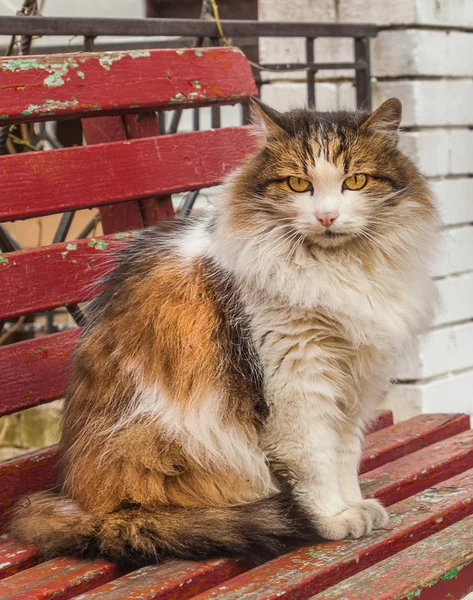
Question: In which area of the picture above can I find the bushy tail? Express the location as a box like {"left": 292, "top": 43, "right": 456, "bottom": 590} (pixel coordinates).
{"left": 11, "top": 491, "right": 316, "bottom": 565}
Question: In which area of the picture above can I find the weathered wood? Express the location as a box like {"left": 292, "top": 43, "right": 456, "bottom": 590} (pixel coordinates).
{"left": 360, "top": 413, "right": 471, "bottom": 473}
{"left": 0, "top": 329, "right": 80, "bottom": 417}
{"left": 0, "top": 556, "right": 122, "bottom": 600}
{"left": 361, "top": 428, "right": 473, "bottom": 505}
{"left": 310, "top": 514, "right": 473, "bottom": 600}
{"left": 0, "top": 539, "right": 38, "bottom": 580}
{"left": 0, "top": 126, "right": 256, "bottom": 222}
{"left": 191, "top": 468, "right": 473, "bottom": 600}
{"left": 0, "top": 446, "right": 59, "bottom": 532}
{"left": 74, "top": 559, "right": 249, "bottom": 600}
{"left": 0, "top": 234, "right": 133, "bottom": 320}
{"left": 365, "top": 410, "right": 393, "bottom": 434}
{"left": 81, "top": 116, "right": 146, "bottom": 233}
{"left": 0, "top": 47, "right": 257, "bottom": 124}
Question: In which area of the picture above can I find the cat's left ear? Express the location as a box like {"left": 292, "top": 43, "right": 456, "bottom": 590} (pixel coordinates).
{"left": 360, "top": 98, "right": 402, "bottom": 143}
{"left": 249, "top": 97, "right": 288, "bottom": 142}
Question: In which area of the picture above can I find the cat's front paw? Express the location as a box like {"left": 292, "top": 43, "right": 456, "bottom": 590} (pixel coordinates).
{"left": 315, "top": 499, "right": 389, "bottom": 540}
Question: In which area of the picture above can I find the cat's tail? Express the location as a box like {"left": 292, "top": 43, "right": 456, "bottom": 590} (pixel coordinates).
{"left": 11, "top": 490, "right": 316, "bottom": 565}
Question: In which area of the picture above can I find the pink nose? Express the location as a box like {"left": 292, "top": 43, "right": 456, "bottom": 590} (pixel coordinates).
{"left": 316, "top": 212, "right": 339, "bottom": 228}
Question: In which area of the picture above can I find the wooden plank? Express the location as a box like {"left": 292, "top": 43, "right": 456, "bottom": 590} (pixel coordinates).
{"left": 361, "top": 428, "right": 473, "bottom": 506}
{"left": 0, "top": 556, "right": 122, "bottom": 600}
{"left": 0, "top": 233, "right": 133, "bottom": 320}
{"left": 365, "top": 410, "right": 393, "bottom": 434}
{"left": 360, "top": 413, "right": 470, "bottom": 473}
{"left": 74, "top": 559, "right": 248, "bottom": 600}
{"left": 0, "top": 446, "right": 59, "bottom": 532}
{"left": 0, "top": 126, "right": 255, "bottom": 222}
{"left": 0, "top": 329, "right": 80, "bottom": 417}
{"left": 81, "top": 115, "right": 145, "bottom": 234}
{"left": 0, "top": 47, "right": 256, "bottom": 124}
{"left": 0, "top": 539, "right": 38, "bottom": 580}
{"left": 191, "top": 468, "right": 473, "bottom": 600}
{"left": 310, "top": 514, "right": 473, "bottom": 600}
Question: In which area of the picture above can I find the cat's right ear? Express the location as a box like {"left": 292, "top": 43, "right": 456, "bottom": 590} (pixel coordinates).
{"left": 249, "top": 97, "right": 287, "bottom": 143}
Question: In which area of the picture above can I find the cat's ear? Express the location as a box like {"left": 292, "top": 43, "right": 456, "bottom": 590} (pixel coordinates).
{"left": 249, "top": 97, "right": 288, "bottom": 141}
{"left": 360, "top": 98, "right": 402, "bottom": 143}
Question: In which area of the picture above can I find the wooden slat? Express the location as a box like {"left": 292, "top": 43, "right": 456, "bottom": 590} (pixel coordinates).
{"left": 75, "top": 559, "right": 248, "bottom": 600}
{"left": 0, "top": 47, "right": 256, "bottom": 124}
{"left": 0, "top": 126, "right": 256, "bottom": 222}
{"left": 0, "top": 538, "right": 38, "bottom": 580}
{"left": 360, "top": 413, "right": 471, "bottom": 474}
{"left": 361, "top": 428, "right": 473, "bottom": 506}
{"left": 0, "top": 329, "right": 80, "bottom": 417}
{"left": 192, "top": 468, "right": 473, "bottom": 600}
{"left": 0, "top": 557, "right": 122, "bottom": 600}
{"left": 0, "top": 233, "right": 133, "bottom": 320}
{"left": 365, "top": 410, "right": 393, "bottom": 434}
{"left": 0, "top": 446, "right": 59, "bottom": 532}
{"left": 310, "top": 514, "right": 473, "bottom": 600}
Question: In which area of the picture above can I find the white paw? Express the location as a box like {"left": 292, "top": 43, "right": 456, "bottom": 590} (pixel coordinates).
{"left": 315, "top": 499, "right": 389, "bottom": 540}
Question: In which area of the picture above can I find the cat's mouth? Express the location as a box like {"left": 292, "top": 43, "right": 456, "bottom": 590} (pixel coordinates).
{"left": 324, "top": 230, "right": 346, "bottom": 239}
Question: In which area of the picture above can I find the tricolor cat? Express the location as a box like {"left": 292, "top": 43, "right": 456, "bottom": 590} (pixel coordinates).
{"left": 12, "top": 98, "right": 438, "bottom": 564}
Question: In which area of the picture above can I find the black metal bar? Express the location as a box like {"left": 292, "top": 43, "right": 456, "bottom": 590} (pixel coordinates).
{"left": 354, "top": 37, "right": 372, "bottom": 111}
{"left": 77, "top": 213, "right": 100, "bottom": 239}
{"left": 0, "top": 17, "right": 378, "bottom": 39}
{"left": 258, "top": 61, "right": 363, "bottom": 71}
{"left": 66, "top": 304, "right": 86, "bottom": 327}
{"left": 193, "top": 108, "right": 200, "bottom": 131}
{"left": 158, "top": 112, "right": 166, "bottom": 135}
{"left": 180, "top": 190, "right": 200, "bottom": 217}
{"left": 83, "top": 36, "right": 95, "bottom": 51}
{"left": 306, "top": 38, "right": 315, "bottom": 109}
{"left": 210, "top": 37, "right": 221, "bottom": 129}
{"left": 0, "top": 224, "right": 21, "bottom": 252}
{"left": 53, "top": 211, "right": 75, "bottom": 244}
{"left": 0, "top": 126, "right": 9, "bottom": 156}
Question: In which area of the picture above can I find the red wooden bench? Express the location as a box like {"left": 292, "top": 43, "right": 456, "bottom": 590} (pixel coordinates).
{"left": 1, "top": 47, "right": 473, "bottom": 600}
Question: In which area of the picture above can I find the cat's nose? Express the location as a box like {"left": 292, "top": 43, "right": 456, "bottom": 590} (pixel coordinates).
{"left": 316, "top": 212, "right": 339, "bottom": 228}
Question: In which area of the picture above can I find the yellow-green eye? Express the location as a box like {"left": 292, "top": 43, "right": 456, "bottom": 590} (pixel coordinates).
{"left": 287, "top": 176, "right": 312, "bottom": 193}
{"left": 343, "top": 173, "right": 368, "bottom": 191}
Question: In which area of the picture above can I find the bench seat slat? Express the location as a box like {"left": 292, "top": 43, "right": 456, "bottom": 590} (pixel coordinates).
{"left": 310, "top": 513, "right": 473, "bottom": 600}
{"left": 0, "top": 47, "right": 257, "bottom": 125}
{"left": 0, "top": 557, "right": 122, "bottom": 600}
{"left": 360, "top": 413, "right": 470, "bottom": 473}
{"left": 0, "top": 127, "right": 256, "bottom": 222}
{"left": 0, "top": 539, "right": 38, "bottom": 580}
{"left": 0, "top": 446, "right": 59, "bottom": 531}
{"left": 191, "top": 468, "right": 473, "bottom": 600}
{"left": 0, "top": 233, "right": 133, "bottom": 320}
{"left": 360, "top": 428, "right": 473, "bottom": 505}
{"left": 0, "top": 329, "right": 79, "bottom": 418}
{"left": 74, "top": 559, "right": 248, "bottom": 600}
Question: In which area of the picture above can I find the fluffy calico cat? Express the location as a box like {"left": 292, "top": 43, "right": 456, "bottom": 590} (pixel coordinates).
{"left": 12, "top": 98, "right": 438, "bottom": 565}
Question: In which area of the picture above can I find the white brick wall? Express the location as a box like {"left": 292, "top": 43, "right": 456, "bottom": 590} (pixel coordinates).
{"left": 259, "top": 0, "right": 473, "bottom": 420}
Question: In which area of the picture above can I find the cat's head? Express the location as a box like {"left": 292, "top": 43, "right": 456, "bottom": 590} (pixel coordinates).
{"left": 226, "top": 98, "right": 435, "bottom": 251}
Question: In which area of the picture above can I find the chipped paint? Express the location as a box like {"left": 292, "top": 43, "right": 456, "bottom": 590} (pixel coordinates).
{"left": 22, "top": 98, "right": 80, "bottom": 115}
{"left": 66, "top": 243, "right": 77, "bottom": 251}
{"left": 43, "top": 72, "right": 65, "bottom": 88}
{"left": 0, "top": 115, "right": 8, "bottom": 119}
{"left": 176, "top": 49, "right": 186, "bottom": 55}
{"left": 98, "top": 50, "right": 151, "bottom": 70}
{"left": 194, "top": 49, "right": 204, "bottom": 57}
{"left": 0, "top": 256, "right": 9, "bottom": 263}
{"left": 76, "top": 70, "right": 85, "bottom": 79}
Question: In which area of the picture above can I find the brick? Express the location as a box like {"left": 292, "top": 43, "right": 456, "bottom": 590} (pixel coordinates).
{"left": 435, "top": 271, "right": 473, "bottom": 327}
{"left": 431, "top": 178, "right": 473, "bottom": 226}
{"left": 449, "top": 129, "right": 473, "bottom": 175}
{"left": 396, "top": 321, "right": 473, "bottom": 380}
{"left": 260, "top": 81, "right": 338, "bottom": 112}
{"left": 372, "top": 30, "right": 473, "bottom": 78}
{"left": 339, "top": 0, "right": 473, "bottom": 27}
{"left": 400, "top": 130, "right": 450, "bottom": 177}
{"left": 434, "top": 225, "right": 473, "bottom": 278}
{"left": 372, "top": 81, "right": 473, "bottom": 128}
{"left": 392, "top": 369, "right": 473, "bottom": 417}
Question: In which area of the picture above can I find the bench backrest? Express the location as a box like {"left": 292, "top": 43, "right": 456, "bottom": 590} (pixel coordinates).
{"left": 0, "top": 47, "right": 257, "bottom": 419}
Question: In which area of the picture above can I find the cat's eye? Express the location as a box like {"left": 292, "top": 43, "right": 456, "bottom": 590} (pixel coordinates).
{"left": 343, "top": 173, "right": 368, "bottom": 191}
{"left": 287, "top": 176, "right": 313, "bottom": 193}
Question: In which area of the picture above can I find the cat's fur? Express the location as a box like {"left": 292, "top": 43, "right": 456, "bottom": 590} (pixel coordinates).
{"left": 11, "top": 98, "right": 438, "bottom": 565}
